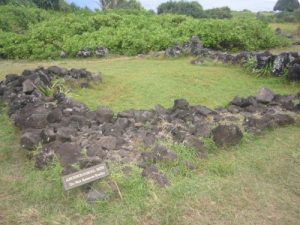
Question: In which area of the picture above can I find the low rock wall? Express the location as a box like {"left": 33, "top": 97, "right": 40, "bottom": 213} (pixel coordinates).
{"left": 1, "top": 66, "right": 300, "bottom": 187}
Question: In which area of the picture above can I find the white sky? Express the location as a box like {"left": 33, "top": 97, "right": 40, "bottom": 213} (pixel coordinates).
{"left": 67, "top": 0, "right": 279, "bottom": 12}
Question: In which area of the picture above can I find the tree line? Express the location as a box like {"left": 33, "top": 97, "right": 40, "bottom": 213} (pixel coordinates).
{"left": 0, "top": 0, "right": 299, "bottom": 14}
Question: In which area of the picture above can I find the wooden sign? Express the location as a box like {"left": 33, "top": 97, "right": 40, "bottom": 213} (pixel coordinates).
{"left": 62, "top": 163, "right": 109, "bottom": 191}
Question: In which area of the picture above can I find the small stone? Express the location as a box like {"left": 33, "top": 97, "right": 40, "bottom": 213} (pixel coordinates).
{"left": 47, "top": 109, "right": 63, "bottom": 123}
{"left": 95, "top": 108, "right": 114, "bottom": 124}
{"left": 256, "top": 88, "right": 275, "bottom": 104}
{"left": 21, "top": 131, "right": 41, "bottom": 150}
{"left": 152, "top": 145, "right": 177, "bottom": 162}
{"left": 212, "top": 125, "right": 243, "bottom": 147}
{"left": 22, "top": 79, "right": 35, "bottom": 94}
{"left": 86, "top": 190, "right": 109, "bottom": 203}
{"left": 173, "top": 99, "right": 189, "bottom": 110}
{"left": 194, "top": 105, "right": 214, "bottom": 116}
{"left": 99, "top": 136, "right": 117, "bottom": 150}
{"left": 40, "top": 128, "right": 56, "bottom": 144}
{"left": 142, "top": 165, "right": 170, "bottom": 188}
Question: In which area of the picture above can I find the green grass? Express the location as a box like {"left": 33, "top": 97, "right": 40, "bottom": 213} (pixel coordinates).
{"left": 269, "top": 23, "right": 300, "bottom": 35}
{"left": 268, "top": 22, "right": 300, "bottom": 54}
{"left": 1, "top": 58, "right": 299, "bottom": 112}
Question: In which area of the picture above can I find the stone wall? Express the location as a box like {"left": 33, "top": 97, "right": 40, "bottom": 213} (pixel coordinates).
{"left": 166, "top": 36, "right": 300, "bottom": 81}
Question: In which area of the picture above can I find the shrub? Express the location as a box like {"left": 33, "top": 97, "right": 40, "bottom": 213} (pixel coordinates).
{"left": 205, "top": 7, "right": 232, "bottom": 19}
{"left": 0, "top": 5, "right": 50, "bottom": 33}
{"left": 157, "top": 1, "right": 204, "bottom": 18}
{"left": 0, "top": 7, "right": 286, "bottom": 59}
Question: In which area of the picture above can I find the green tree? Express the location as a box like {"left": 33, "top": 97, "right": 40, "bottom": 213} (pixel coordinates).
{"left": 157, "top": 1, "right": 204, "bottom": 18}
{"left": 99, "top": 0, "right": 142, "bottom": 10}
{"left": 205, "top": 7, "right": 232, "bottom": 19}
{"left": 274, "top": 0, "right": 300, "bottom": 12}
{"left": 33, "top": 0, "right": 60, "bottom": 10}
{"left": 116, "top": 0, "right": 143, "bottom": 10}
{"left": 0, "top": 0, "right": 9, "bottom": 5}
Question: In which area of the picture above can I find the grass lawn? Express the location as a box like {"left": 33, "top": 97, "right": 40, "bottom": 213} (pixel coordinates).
{"left": 269, "top": 23, "right": 299, "bottom": 35}
{"left": 268, "top": 22, "right": 300, "bottom": 54}
{"left": 0, "top": 57, "right": 300, "bottom": 224}
{"left": 0, "top": 57, "right": 299, "bottom": 111}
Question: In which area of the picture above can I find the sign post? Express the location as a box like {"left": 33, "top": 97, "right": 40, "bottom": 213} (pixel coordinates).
{"left": 62, "top": 163, "right": 109, "bottom": 191}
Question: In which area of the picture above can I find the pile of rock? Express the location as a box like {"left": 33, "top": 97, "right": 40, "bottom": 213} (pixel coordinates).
{"left": 192, "top": 50, "right": 300, "bottom": 81}
{"left": 76, "top": 47, "right": 109, "bottom": 58}
{"left": 1, "top": 67, "right": 300, "bottom": 188}
{"left": 165, "top": 37, "right": 300, "bottom": 81}
{"left": 165, "top": 36, "right": 205, "bottom": 57}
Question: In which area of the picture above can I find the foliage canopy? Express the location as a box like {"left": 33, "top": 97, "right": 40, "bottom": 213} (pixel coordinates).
{"left": 274, "top": 0, "right": 300, "bottom": 12}
{"left": 157, "top": 1, "right": 204, "bottom": 18}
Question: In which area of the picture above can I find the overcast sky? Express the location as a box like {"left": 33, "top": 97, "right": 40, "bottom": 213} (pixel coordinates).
{"left": 66, "top": 0, "right": 278, "bottom": 12}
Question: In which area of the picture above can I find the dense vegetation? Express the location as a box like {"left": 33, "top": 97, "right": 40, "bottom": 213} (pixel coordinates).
{"left": 99, "top": 0, "right": 143, "bottom": 10}
{"left": 0, "top": 0, "right": 84, "bottom": 10}
{"left": 157, "top": 1, "right": 232, "bottom": 19}
{"left": 256, "top": 8, "right": 300, "bottom": 23}
{"left": 0, "top": 6, "right": 285, "bottom": 60}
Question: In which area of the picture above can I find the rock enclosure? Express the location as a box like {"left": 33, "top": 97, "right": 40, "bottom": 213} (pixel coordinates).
{"left": 0, "top": 66, "right": 300, "bottom": 189}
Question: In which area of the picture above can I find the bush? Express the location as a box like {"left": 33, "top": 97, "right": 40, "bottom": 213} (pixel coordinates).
{"left": 205, "top": 7, "right": 232, "bottom": 19}
{"left": 157, "top": 1, "right": 204, "bottom": 18}
{"left": 0, "top": 7, "right": 286, "bottom": 59}
{"left": 0, "top": 5, "right": 50, "bottom": 33}
{"left": 275, "top": 9, "right": 300, "bottom": 22}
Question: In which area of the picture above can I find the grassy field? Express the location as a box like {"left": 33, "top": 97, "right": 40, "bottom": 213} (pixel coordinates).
{"left": 0, "top": 58, "right": 299, "bottom": 111}
{"left": 269, "top": 23, "right": 300, "bottom": 35}
{"left": 0, "top": 57, "right": 300, "bottom": 224}
{"left": 268, "top": 22, "right": 300, "bottom": 54}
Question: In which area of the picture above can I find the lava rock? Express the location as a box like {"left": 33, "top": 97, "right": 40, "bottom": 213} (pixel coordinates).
{"left": 95, "top": 47, "right": 109, "bottom": 58}
{"left": 95, "top": 108, "right": 114, "bottom": 124}
{"left": 212, "top": 125, "right": 243, "bottom": 147}
{"left": 271, "top": 114, "right": 295, "bottom": 126}
{"left": 152, "top": 145, "right": 177, "bottom": 162}
{"left": 256, "top": 88, "right": 275, "bottom": 104}
{"left": 86, "top": 190, "right": 109, "bottom": 203}
{"left": 99, "top": 136, "right": 117, "bottom": 150}
{"left": 54, "top": 142, "right": 82, "bottom": 168}
{"left": 76, "top": 48, "right": 93, "bottom": 58}
{"left": 22, "top": 79, "right": 35, "bottom": 94}
{"left": 56, "top": 127, "right": 76, "bottom": 142}
{"left": 47, "top": 66, "right": 68, "bottom": 76}
{"left": 165, "top": 44, "right": 183, "bottom": 57}
{"left": 255, "top": 51, "right": 274, "bottom": 69}
{"left": 40, "top": 128, "right": 56, "bottom": 144}
{"left": 243, "top": 116, "right": 273, "bottom": 133}
{"left": 173, "top": 99, "right": 189, "bottom": 110}
{"left": 193, "top": 105, "right": 214, "bottom": 116}
{"left": 272, "top": 52, "right": 297, "bottom": 76}
{"left": 190, "top": 36, "right": 203, "bottom": 56}
{"left": 35, "top": 146, "right": 55, "bottom": 169}
{"left": 20, "top": 131, "right": 41, "bottom": 150}
{"left": 142, "top": 165, "right": 170, "bottom": 188}
{"left": 288, "top": 59, "right": 300, "bottom": 81}
{"left": 47, "top": 109, "right": 63, "bottom": 123}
